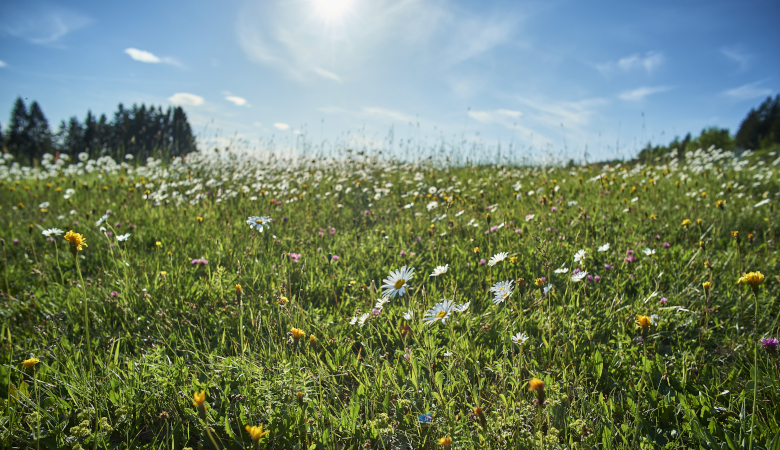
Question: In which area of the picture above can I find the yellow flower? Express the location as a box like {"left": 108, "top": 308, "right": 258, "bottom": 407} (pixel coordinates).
{"left": 159, "top": 271, "right": 167, "bottom": 276}
{"left": 534, "top": 278, "right": 544, "bottom": 287}
{"left": 697, "top": 218, "right": 703, "bottom": 225}
{"left": 277, "top": 296, "right": 289, "bottom": 305}
{"left": 196, "top": 216, "right": 203, "bottom": 223}
{"left": 716, "top": 200, "right": 725, "bottom": 209}
{"left": 245, "top": 424, "right": 269, "bottom": 441}
{"left": 700, "top": 192, "right": 706, "bottom": 198}
{"left": 681, "top": 219, "right": 691, "bottom": 228}
{"left": 291, "top": 327, "right": 305, "bottom": 341}
{"left": 235, "top": 284, "right": 242, "bottom": 296}
{"left": 739, "top": 271, "right": 765, "bottom": 290}
{"left": 309, "top": 334, "right": 317, "bottom": 345}
{"left": 528, "top": 377, "right": 545, "bottom": 392}
{"left": 22, "top": 358, "right": 39, "bottom": 369}
{"left": 64, "top": 230, "right": 87, "bottom": 253}
{"left": 192, "top": 390, "right": 206, "bottom": 407}
{"left": 636, "top": 315, "right": 652, "bottom": 330}
{"left": 649, "top": 214, "right": 657, "bottom": 220}
{"left": 473, "top": 247, "right": 479, "bottom": 254}
{"left": 437, "top": 435, "right": 453, "bottom": 447}
{"left": 731, "top": 231, "right": 740, "bottom": 240}
{"left": 509, "top": 256, "right": 518, "bottom": 264}
{"left": 155, "top": 241, "right": 162, "bottom": 247}
{"left": 702, "top": 281, "right": 711, "bottom": 290}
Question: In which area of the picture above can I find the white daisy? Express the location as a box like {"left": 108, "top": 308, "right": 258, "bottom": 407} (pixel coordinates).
{"left": 402, "top": 310, "right": 414, "bottom": 321}
{"left": 426, "top": 201, "right": 438, "bottom": 211}
{"left": 247, "top": 215, "right": 272, "bottom": 232}
{"left": 643, "top": 248, "right": 656, "bottom": 256}
{"left": 490, "top": 280, "right": 514, "bottom": 305}
{"left": 349, "top": 313, "right": 370, "bottom": 327}
{"left": 96, "top": 214, "right": 109, "bottom": 227}
{"left": 571, "top": 271, "right": 588, "bottom": 282}
{"left": 423, "top": 299, "right": 456, "bottom": 325}
{"left": 488, "top": 252, "right": 508, "bottom": 267}
{"left": 543, "top": 284, "right": 553, "bottom": 296}
{"left": 429, "top": 264, "right": 449, "bottom": 277}
{"left": 42, "top": 228, "right": 64, "bottom": 237}
{"left": 381, "top": 266, "right": 415, "bottom": 298}
{"left": 374, "top": 298, "right": 390, "bottom": 310}
{"left": 38, "top": 201, "right": 50, "bottom": 209}
{"left": 455, "top": 210, "right": 465, "bottom": 217}
{"left": 597, "top": 243, "right": 610, "bottom": 252}
{"left": 573, "top": 249, "right": 586, "bottom": 265}
{"left": 454, "top": 301, "right": 470, "bottom": 313}
{"left": 511, "top": 332, "right": 529, "bottom": 345}
{"left": 116, "top": 233, "right": 131, "bottom": 242}
{"left": 554, "top": 267, "right": 569, "bottom": 274}
{"left": 650, "top": 314, "right": 660, "bottom": 326}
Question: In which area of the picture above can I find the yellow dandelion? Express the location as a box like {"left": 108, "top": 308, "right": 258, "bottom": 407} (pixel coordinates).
{"left": 739, "top": 271, "right": 764, "bottom": 291}
{"left": 682, "top": 219, "right": 691, "bottom": 228}
{"left": 702, "top": 281, "right": 711, "bottom": 290}
{"left": 636, "top": 315, "right": 652, "bottom": 330}
{"left": 437, "top": 435, "right": 453, "bottom": 447}
{"left": 193, "top": 390, "right": 206, "bottom": 407}
{"left": 22, "top": 358, "right": 39, "bottom": 369}
{"left": 245, "top": 424, "right": 270, "bottom": 441}
{"left": 291, "top": 327, "right": 305, "bottom": 341}
{"left": 63, "top": 230, "right": 87, "bottom": 253}
{"left": 155, "top": 241, "right": 162, "bottom": 247}
{"left": 278, "top": 296, "right": 289, "bottom": 305}
{"left": 528, "top": 377, "right": 545, "bottom": 392}
{"left": 534, "top": 278, "right": 544, "bottom": 287}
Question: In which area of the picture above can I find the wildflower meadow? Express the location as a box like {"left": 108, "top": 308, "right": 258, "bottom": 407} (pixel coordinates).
{"left": 1, "top": 147, "right": 779, "bottom": 449}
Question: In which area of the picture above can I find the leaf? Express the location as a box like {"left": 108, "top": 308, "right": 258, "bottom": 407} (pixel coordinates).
{"left": 593, "top": 350, "right": 603, "bottom": 380}
{"left": 435, "top": 372, "right": 444, "bottom": 392}
{"left": 769, "top": 430, "right": 780, "bottom": 450}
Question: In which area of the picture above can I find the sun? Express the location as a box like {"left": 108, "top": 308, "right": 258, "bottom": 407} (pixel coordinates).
{"left": 314, "top": 0, "right": 352, "bottom": 19}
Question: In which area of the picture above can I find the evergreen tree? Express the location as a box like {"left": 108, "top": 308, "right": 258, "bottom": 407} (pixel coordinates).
{"left": 25, "top": 101, "right": 52, "bottom": 163}
{"left": 6, "top": 97, "right": 29, "bottom": 161}
{"left": 736, "top": 95, "right": 780, "bottom": 150}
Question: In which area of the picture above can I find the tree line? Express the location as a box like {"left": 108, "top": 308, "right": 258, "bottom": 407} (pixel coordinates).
{"left": 0, "top": 97, "right": 197, "bottom": 165}
{"left": 638, "top": 94, "right": 780, "bottom": 161}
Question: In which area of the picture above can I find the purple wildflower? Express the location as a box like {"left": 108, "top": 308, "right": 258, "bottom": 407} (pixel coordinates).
{"left": 761, "top": 337, "right": 779, "bottom": 353}
{"left": 479, "top": 259, "right": 486, "bottom": 266}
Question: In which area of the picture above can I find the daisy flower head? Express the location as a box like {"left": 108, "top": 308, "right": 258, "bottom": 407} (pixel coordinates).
{"left": 430, "top": 264, "right": 449, "bottom": 277}
{"left": 571, "top": 271, "right": 588, "bottom": 282}
{"left": 525, "top": 214, "right": 535, "bottom": 222}
{"left": 402, "top": 310, "right": 414, "bottom": 321}
{"left": 116, "top": 233, "right": 131, "bottom": 242}
{"left": 454, "top": 301, "right": 470, "bottom": 313}
{"left": 381, "top": 266, "right": 415, "bottom": 298}
{"left": 374, "top": 298, "right": 390, "bottom": 310}
{"left": 643, "top": 248, "right": 655, "bottom": 256}
{"left": 511, "top": 332, "right": 529, "bottom": 345}
{"left": 349, "top": 313, "right": 371, "bottom": 327}
{"left": 554, "top": 267, "right": 569, "bottom": 274}
{"left": 573, "top": 249, "right": 586, "bottom": 265}
{"left": 95, "top": 214, "right": 109, "bottom": 227}
{"left": 490, "top": 280, "right": 514, "bottom": 304}
{"left": 597, "top": 243, "right": 610, "bottom": 252}
{"left": 42, "top": 228, "right": 64, "bottom": 237}
{"left": 247, "top": 215, "right": 272, "bottom": 232}
{"left": 488, "top": 252, "right": 508, "bottom": 267}
{"left": 423, "top": 299, "right": 456, "bottom": 325}
{"left": 543, "top": 284, "right": 554, "bottom": 296}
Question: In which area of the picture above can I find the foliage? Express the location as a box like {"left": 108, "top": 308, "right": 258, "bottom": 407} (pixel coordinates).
{"left": 0, "top": 147, "right": 779, "bottom": 449}
{"left": 2, "top": 98, "right": 197, "bottom": 165}
{"left": 736, "top": 95, "right": 780, "bottom": 152}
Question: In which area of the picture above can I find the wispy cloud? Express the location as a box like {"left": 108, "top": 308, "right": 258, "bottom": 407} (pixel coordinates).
{"left": 273, "top": 123, "right": 290, "bottom": 130}
{"left": 168, "top": 93, "right": 204, "bottom": 106}
{"left": 314, "top": 67, "right": 342, "bottom": 82}
{"left": 0, "top": 60, "right": 6, "bottom": 68}
{"left": 723, "top": 80, "right": 772, "bottom": 100}
{"left": 720, "top": 46, "right": 751, "bottom": 71}
{"left": 225, "top": 96, "right": 249, "bottom": 106}
{"left": 362, "top": 107, "right": 418, "bottom": 124}
{"left": 236, "top": 1, "right": 518, "bottom": 81}
{"left": 124, "top": 48, "right": 180, "bottom": 66}
{"left": 597, "top": 51, "right": 664, "bottom": 74}
{"left": 619, "top": 86, "right": 673, "bottom": 101}
{"left": 0, "top": 1, "right": 91, "bottom": 46}
{"left": 468, "top": 109, "right": 522, "bottom": 126}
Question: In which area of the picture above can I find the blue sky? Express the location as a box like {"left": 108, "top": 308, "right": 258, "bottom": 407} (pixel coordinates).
{"left": 0, "top": 0, "right": 778, "bottom": 162}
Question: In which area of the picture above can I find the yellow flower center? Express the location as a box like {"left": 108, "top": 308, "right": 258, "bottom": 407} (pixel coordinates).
{"left": 394, "top": 279, "right": 405, "bottom": 290}
{"left": 436, "top": 310, "right": 447, "bottom": 318}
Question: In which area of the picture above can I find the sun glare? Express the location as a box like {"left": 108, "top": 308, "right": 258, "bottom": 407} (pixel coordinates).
{"left": 314, "top": 0, "right": 352, "bottom": 19}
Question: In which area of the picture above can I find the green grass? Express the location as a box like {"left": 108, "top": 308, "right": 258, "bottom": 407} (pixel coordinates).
{"left": 1, "top": 148, "right": 779, "bottom": 449}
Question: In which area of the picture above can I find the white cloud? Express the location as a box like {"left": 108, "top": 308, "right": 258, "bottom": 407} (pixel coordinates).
{"left": 314, "top": 67, "right": 342, "bottom": 82}
{"left": 125, "top": 48, "right": 160, "bottom": 63}
{"left": 619, "top": 86, "right": 673, "bottom": 101}
{"left": 362, "top": 107, "right": 417, "bottom": 123}
{"left": 225, "top": 96, "right": 248, "bottom": 106}
{"left": 124, "top": 48, "right": 180, "bottom": 66}
{"left": 273, "top": 123, "right": 290, "bottom": 130}
{"left": 720, "top": 46, "right": 751, "bottom": 70}
{"left": 597, "top": 51, "right": 664, "bottom": 74}
{"left": 0, "top": 2, "right": 92, "bottom": 45}
{"left": 0, "top": 60, "right": 6, "bottom": 67}
{"left": 468, "top": 109, "right": 522, "bottom": 125}
{"left": 724, "top": 81, "right": 772, "bottom": 100}
{"left": 168, "top": 93, "right": 204, "bottom": 106}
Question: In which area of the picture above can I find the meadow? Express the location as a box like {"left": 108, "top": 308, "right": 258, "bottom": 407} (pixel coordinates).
{"left": 0, "top": 147, "right": 779, "bottom": 449}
